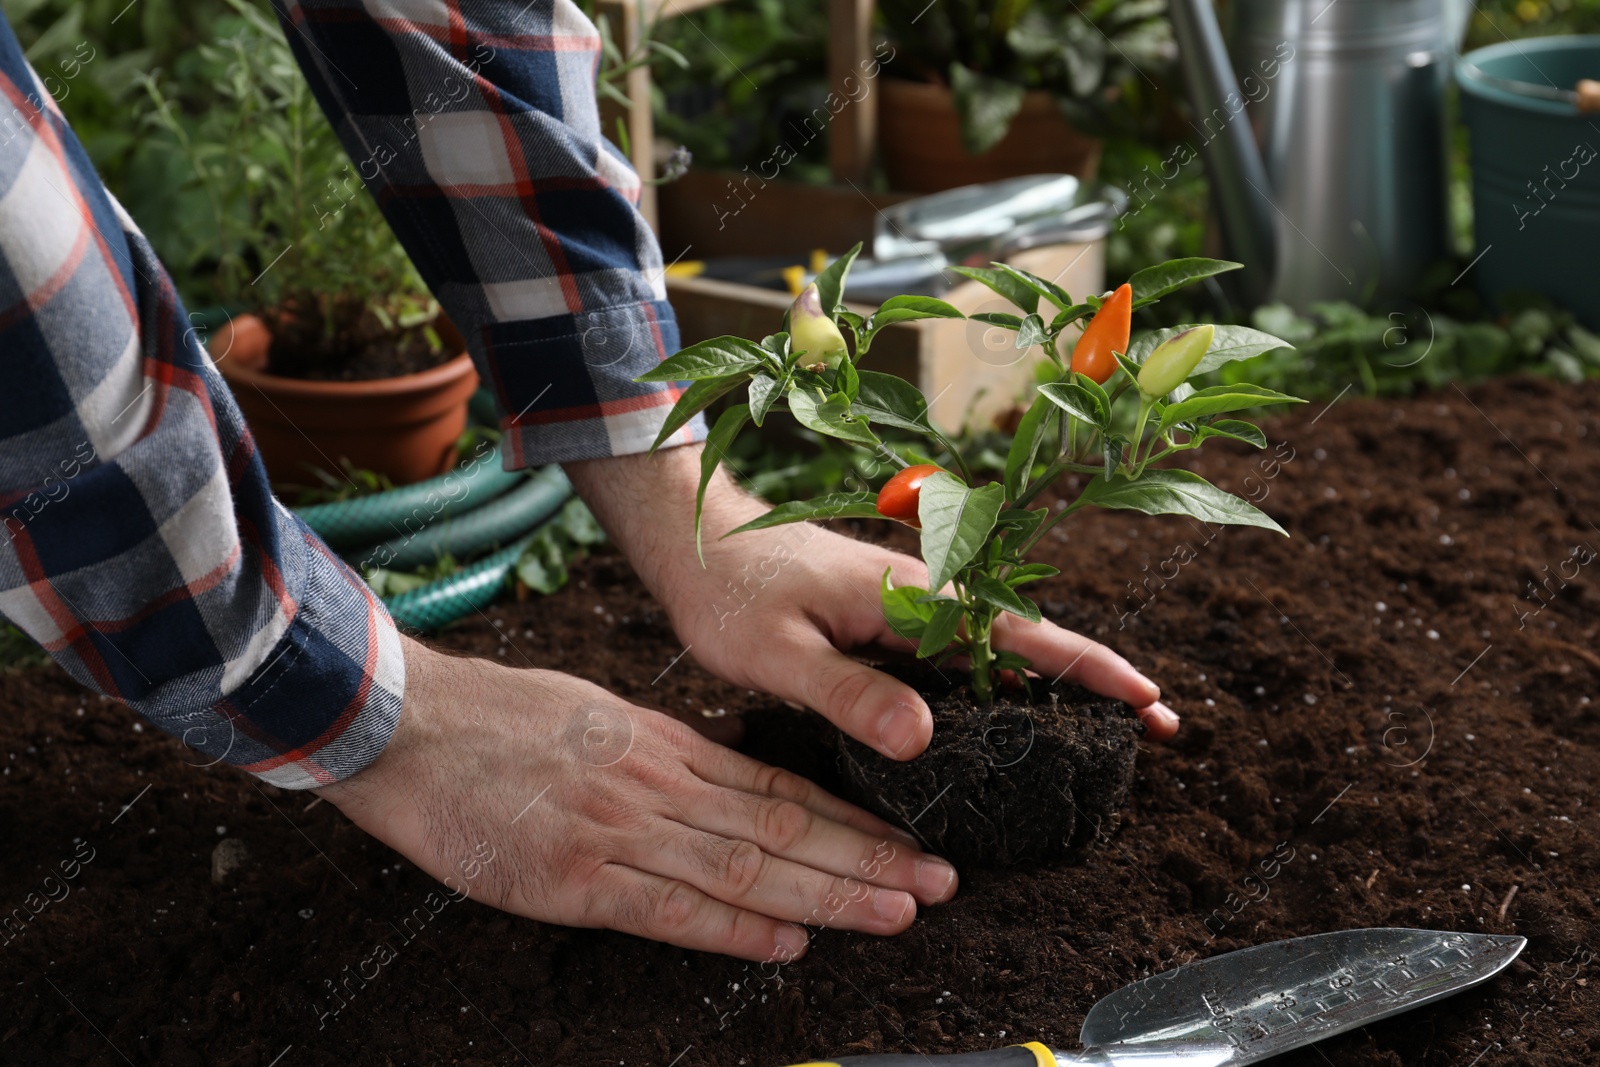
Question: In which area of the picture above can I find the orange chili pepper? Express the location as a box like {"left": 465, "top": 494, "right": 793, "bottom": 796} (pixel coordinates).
{"left": 1068, "top": 282, "right": 1133, "bottom": 385}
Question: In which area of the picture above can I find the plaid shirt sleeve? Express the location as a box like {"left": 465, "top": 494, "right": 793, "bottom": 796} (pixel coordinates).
{"left": 0, "top": 21, "right": 404, "bottom": 789}
{"left": 274, "top": 0, "right": 707, "bottom": 468}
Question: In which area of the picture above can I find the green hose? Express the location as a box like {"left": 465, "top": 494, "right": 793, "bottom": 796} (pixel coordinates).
{"left": 293, "top": 387, "right": 581, "bottom": 632}
{"left": 468, "top": 386, "right": 500, "bottom": 429}
{"left": 355, "top": 465, "right": 571, "bottom": 571}
{"left": 295, "top": 442, "right": 524, "bottom": 549}
{"left": 381, "top": 529, "right": 538, "bottom": 632}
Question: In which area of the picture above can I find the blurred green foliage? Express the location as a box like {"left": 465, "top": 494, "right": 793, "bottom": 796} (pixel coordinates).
{"left": 876, "top": 0, "right": 1173, "bottom": 152}
{"left": 131, "top": 0, "right": 430, "bottom": 318}
{"left": 648, "top": 0, "right": 838, "bottom": 184}
{"left": 4, "top": 0, "right": 429, "bottom": 323}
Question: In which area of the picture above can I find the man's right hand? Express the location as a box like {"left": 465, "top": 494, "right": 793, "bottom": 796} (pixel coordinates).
{"left": 316, "top": 636, "right": 959, "bottom": 962}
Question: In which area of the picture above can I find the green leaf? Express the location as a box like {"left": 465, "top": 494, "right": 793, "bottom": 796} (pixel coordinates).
{"left": 948, "top": 62, "right": 1026, "bottom": 155}
{"left": 1158, "top": 383, "right": 1304, "bottom": 430}
{"left": 1197, "top": 419, "right": 1268, "bottom": 448}
{"left": 556, "top": 498, "right": 607, "bottom": 545}
{"left": 788, "top": 388, "right": 879, "bottom": 446}
{"left": 969, "top": 574, "right": 1042, "bottom": 624}
{"left": 853, "top": 371, "right": 931, "bottom": 431}
{"left": 868, "top": 295, "right": 965, "bottom": 329}
{"left": 996, "top": 507, "right": 1049, "bottom": 544}
{"left": 696, "top": 404, "right": 750, "bottom": 562}
{"left": 1192, "top": 326, "right": 1295, "bottom": 374}
{"left": 1049, "top": 302, "right": 1096, "bottom": 334}
{"left": 1004, "top": 394, "right": 1053, "bottom": 501}
{"left": 988, "top": 263, "right": 1073, "bottom": 312}
{"left": 722, "top": 492, "right": 883, "bottom": 536}
{"left": 917, "top": 599, "right": 966, "bottom": 658}
{"left": 950, "top": 265, "right": 1038, "bottom": 315}
{"left": 813, "top": 242, "right": 864, "bottom": 316}
{"left": 637, "top": 336, "right": 770, "bottom": 382}
{"left": 748, "top": 372, "right": 784, "bottom": 426}
{"left": 515, "top": 547, "right": 567, "bottom": 596}
{"left": 1015, "top": 313, "right": 1049, "bottom": 350}
{"left": 1038, "top": 380, "right": 1110, "bottom": 428}
{"left": 1077, "top": 468, "right": 1286, "bottom": 534}
{"left": 882, "top": 568, "right": 935, "bottom": 643}
{"left": 1126, "top": 324, "right": 1294, "bottom": 374}
{"left": 760, "top": 332, "right": 791, "bottom": 360}
{"left": 649, "top": 371, "right": 751, "bottom": 451}
{"left": 834, "top": 356, "right": 861, "bottom": 401}
{"left": 1128, "top": 258, "right": 1242, "bottom": 307}
{"left": 918, "top": 473, "right": 1006, "bottom": 591}
{"left": 1005, "top": 563, "right": 1060, "bottom": 587}
{"left": 992, "top": 650, "right": 1034, "bottom": 679}
{"left": 1073, "top": 371, "right": 1112, "bottom": 417}
{"left": 970, "top": 311, "right": 1024, "bottom": 330}
{"left": 1102, "top": 432, "right": 1129, "bottom": 478}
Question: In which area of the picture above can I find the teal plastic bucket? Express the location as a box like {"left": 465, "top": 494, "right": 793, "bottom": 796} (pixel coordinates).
{"left": 1458, "top": 36, "right": 1600, "bottom": 328}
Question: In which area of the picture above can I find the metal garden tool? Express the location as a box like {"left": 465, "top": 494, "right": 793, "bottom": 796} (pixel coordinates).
{"left": 1168, "top": 0, "right": 1459, "bottom": 308}
{"left": 780, "top": 927, "right": 1524, "bottom": 1066}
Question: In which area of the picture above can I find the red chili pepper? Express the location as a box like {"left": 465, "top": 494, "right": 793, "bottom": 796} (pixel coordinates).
{"left": 1068, "top": 282, "right": 1133, "bottom": 385}
{"left": 875, "top": 463, "right": 944, "bottom": 528}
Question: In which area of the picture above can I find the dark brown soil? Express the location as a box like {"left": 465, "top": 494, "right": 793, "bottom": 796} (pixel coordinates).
{"left": 836, "top": 668, "right": 1143, "bottom": 866}
{"left": 267, "top": 304, "right": 455, "bottom": 382}
{"left": 3, "top": 375, "right": 1599, "bottom": 1066}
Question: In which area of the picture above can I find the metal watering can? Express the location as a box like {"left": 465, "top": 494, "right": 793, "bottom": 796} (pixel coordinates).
{"left": 1169, "top": 0, "right": 1472, "bottom": 308}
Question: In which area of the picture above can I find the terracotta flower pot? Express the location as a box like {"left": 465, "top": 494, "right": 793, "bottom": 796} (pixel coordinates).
{"left": 208, "top": 314, "right": 480, "bottom": 488}
{"left": 877, "top": 77, "right": 1103, "bottom": 194}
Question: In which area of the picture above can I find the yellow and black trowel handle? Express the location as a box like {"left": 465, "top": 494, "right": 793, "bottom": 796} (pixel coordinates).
{"left": 784, "top": 1040, "right": 1237, "bottom": 1066}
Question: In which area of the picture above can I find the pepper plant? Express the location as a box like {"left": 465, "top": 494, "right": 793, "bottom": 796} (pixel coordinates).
{"left": 638, "top": 249, "right": 1301, "bottom": 703}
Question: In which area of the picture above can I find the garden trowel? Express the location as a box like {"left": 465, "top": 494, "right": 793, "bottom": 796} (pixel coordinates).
{"left": 782, "top": 927, "right": 1524, "bottom": 1066}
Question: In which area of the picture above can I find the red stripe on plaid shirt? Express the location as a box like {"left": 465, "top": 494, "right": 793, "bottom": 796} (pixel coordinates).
{"left": 478, "top": 81, "right": 584, "bottom": 315}
{"left": 237, "top": 516, "right": 300, "bottom": 622}
{"left": 0, "top": 74, "right": 138, "bottom": 327}
{"left": 138, "top": 354, "right": 218, "bottom": 446}
{"left": 508, "top": 386, "right": 682, "bottom": 428}
{"left": 58, "top": 544, "right": 245, "bottom": 635}
{"left": 237, "top": 534, "right": 387, "bottom": 780}
{"left": 8, "top": 527, "right": 123, "bottom": 698}
{"left": 0, "top": 209, "right": 88, "bottom": 331}
{"left": 288, "top": 5, "right": 600, "bottom": 53}
{"left": 385, "top": 175, "right": 610, "bottom": 199}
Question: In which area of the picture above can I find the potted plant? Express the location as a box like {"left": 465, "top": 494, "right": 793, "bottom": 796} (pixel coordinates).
{"left": 640, "top": 250, "right": 1299, "bottom": 865}
{"left": 875, "top": 0, "right": 1172, "bottom": 193}
{"left": 136, "top": 0, "right": 478, "bottom": 488}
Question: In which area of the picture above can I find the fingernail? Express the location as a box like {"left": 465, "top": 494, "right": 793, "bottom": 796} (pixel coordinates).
{"left": 1150, "top": 701, "right": 1179, "bottom": 730}
{"left": 772, "top": 923, "right": 809, "bottom": 962}
{"left": 876, "top": 701, "right": 922, "bottom": 759}
{"left": 915, "top": 858, "right": 957, "bottom": 901}
{"left": 872, "top": 888, "right": 915, "bottom": 924}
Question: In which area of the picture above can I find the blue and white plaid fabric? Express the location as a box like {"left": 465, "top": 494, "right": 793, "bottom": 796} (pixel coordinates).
{"left": 0, "top": 0, "right": 697, "bottom": 785}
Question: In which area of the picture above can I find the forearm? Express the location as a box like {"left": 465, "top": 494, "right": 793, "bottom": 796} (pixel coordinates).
{"left": 563, "top": 446, "right": 771, "bottom": 604}
{"left": 0, "top": 23, "right": 403, "bottom": 787}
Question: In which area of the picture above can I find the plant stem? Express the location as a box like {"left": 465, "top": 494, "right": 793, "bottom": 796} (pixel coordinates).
{"left": 931, "top": 428, "right": 975, "bottom": 484}
{"left": 1129, "top": 395, "right": 1154, "bottom": 474}
{"left": 968, "top": 607, "right": 995, "bottom": 704}
{"left": 1015, "top": 494, "right": 1091, "bottom": 557}
{"left": 1011, "top": 457, "right": 1103, "bottom": 510}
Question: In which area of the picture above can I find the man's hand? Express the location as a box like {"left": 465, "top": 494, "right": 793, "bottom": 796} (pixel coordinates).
{"left": 317, "top": 637, "right": 958, "bottom": 962}
{"left": 565, "top": 446, "right": 1178, "bottom": 762}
